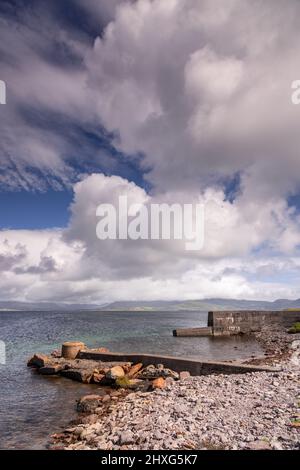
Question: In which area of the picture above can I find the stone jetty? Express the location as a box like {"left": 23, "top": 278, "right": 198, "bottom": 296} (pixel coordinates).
{"left": 173, "top": 309, "right": 300, "bottom": 337}
{"left": 27, "top": 345, "right": 181, "bottom": 390}
{"left": 48, "top": 328, "right": 300, "bottom": 451}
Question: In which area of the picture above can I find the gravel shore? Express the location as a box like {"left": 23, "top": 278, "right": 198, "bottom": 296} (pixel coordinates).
{"left": 51, "top": 331, "right": 300, "bottom": 451}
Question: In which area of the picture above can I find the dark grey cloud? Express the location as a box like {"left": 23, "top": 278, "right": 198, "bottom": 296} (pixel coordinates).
{"left": 0, "top": 0, "right": 135, "bottom": 191}
{"left": 0, "top": 241, "right": 27, "bottom": 271}
{"left": 14, "top": 255, "right": 57, "bottom": 274}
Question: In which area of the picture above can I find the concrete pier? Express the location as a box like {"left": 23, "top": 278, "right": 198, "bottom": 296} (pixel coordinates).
{"left": 208, "top": 310, "right": 300, "bottom": 335}
{"left": 78, "top": 350, "right": 280, "bottom": 376}
{"left": 173, "top": 310, "right": 300, "bottom": 337}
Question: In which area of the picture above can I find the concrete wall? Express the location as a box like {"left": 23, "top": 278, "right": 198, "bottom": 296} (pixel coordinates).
{"left": 78, "top": 350, "right": 279, "bottom": 375}
{"left": 208, "top": 310, "right": 300, "bottom": 335}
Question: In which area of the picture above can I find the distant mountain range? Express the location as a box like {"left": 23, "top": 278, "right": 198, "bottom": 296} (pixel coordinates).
{"left": 0, "top": 301, "right": 103, "bottom": 312}
{"left": 1, "top": 298, "right": 300, "bottom": 312}
{"left": 0, "top": 299, "right": 300, "bottom": 312}
{"left": 100, "top": 298, "right": 300, "bottom": 312}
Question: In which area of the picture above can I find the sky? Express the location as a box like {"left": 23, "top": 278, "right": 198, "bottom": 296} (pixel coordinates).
{"left": 1, "top": 0, "right": 300, "bottom": 304}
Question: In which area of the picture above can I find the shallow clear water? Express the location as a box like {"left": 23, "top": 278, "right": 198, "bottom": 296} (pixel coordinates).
{"left": 0, "top": 310, "right": 262, "bottom": 449}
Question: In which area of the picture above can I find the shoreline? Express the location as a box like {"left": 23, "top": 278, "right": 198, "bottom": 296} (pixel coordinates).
{"left": 47, "top": 327, "right": 300, "bottom": 451}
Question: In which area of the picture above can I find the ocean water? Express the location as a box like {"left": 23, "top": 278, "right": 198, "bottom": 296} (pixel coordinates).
{"left": 0, "top": 310, "right": 263, "bottom": 449}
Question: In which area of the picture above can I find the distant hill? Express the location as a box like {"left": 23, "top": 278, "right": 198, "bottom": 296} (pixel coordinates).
{"left": 0, "top": 301, "right": 104, "bottom": 311}
{"left": 0, "top": 298, "right": 300, "bottom": 312}
{"left": 101, "top": 298, "right": 300, "bottom": 312}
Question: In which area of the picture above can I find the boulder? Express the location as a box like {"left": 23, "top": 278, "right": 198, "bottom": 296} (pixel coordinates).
{"left": 179, "top": 371, "right": 191, "bottom": 380}
{"left": 77, "top": 395, "right": 104, "bottom": 413}
{"left": 151, "top": 377, "right": 166, "bottom": 389}
{"left": 115, "top": 377, "right": 144, "bottom": 389}
{"left": 138, "top": 364, "right": 179, "bottom": 380}
{"left": 27, "top": 354, "right": 49, "bottom": 368}
{"left": 165, "top": 377, "right": 175, "bottom": 386}
{"left": 126, "top": 378, "right": 145, "bottom": 390}
{"left": 106, "top": 365, "right": 125, "bottom": 380}
{"left": 162, "top": 368, "right": 179, "bottom": 380}
{"left": 122, "top": 363, "right": 132, "bottom": 374}
{"left": 127, "top": 363, "right": 143, "bottom": 378}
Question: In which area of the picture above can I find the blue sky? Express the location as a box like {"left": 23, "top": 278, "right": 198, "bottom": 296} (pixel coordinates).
{"left": 1, "top": 0, "right": 300, "bottom": 303}
{"left": 0, "top": 190, "right": 73, "bottom": 229}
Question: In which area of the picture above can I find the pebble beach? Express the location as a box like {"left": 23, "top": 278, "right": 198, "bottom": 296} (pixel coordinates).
{"left": 49, "top": 328, "right": 300, "bottom": 451}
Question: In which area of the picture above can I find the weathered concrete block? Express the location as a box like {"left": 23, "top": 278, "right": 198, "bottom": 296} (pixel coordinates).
{"left": 61, "top": 341, "right": 85, "bottom": 359}
{"left": 79, "top": 350, "right": 280, "bottom": 376}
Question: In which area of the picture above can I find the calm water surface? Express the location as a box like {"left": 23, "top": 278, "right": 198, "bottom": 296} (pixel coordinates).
{"left": 0, "top": 310, "right": 263, "bottom": 449}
